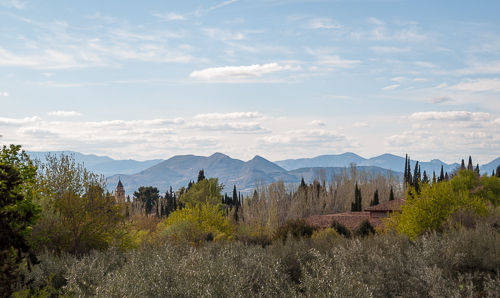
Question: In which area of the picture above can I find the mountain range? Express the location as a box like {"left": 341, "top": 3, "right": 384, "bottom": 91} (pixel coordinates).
{"left": 27, "top": 151, "right": 162, "bottom": 177}
{"left": 27, "top": 151, "right": 499, "bottom": 195}
{"left": 106, "top": 153, "right": 401, "bottom": 195}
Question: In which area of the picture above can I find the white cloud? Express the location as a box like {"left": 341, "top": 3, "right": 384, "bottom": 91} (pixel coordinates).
{"left": 410, "top": 111, "right": 490, "bottom": 121}
{"left": 47, "top": 110, "right": 82, "bottom": 117}
{"left": 367, "top": 17, "right": 385, "bottom": 25}
{"left": 370, "top": 46, "right": 410, "bottom": 54}
{"left": 429, "top": 96, "right": 452, "bottom": 104}
{"left": 308, "top": 18, "right": 342, "bottom": 29}
{"left": 0, "top": 92, "right": 8, "bottom": 97}
{"left": 261, "top": 129, "right": 346, "bottom": 145}
{"left": 188, "top": 122, "right": 266, "bottom": 132}
{"left": 194, "top": 112, "right": 264, "bottom": 120}
{"left": 203, "top": 28, "right": 245, "bottom": 41}
{"left": 391, "top": 76, "right": 406, "bottom": 82}
{"left": 0, "top": 116, "right": 41, "bottom": 126}
{"left": 0, "top": 0, "right": 25, "bottom": 9}
{"left": 450, "top": 78, "right": 500, "bottom": 92}
{"left": 151, "top": 12, "right": 186, "bottom": 21}
{"left": 353, "top": 122, "right": 368, "bottom": 128}
{"left": 310, "top": 120, "right": 325, "bottom": 127}
{"left": 382, "top": 84, "right": 400, "bottom": 90}
{"left": 457, "top": 60, "right": 500, "bottom": 75}
{"left": 189, "top": 63, "right": 297, "bottom": 81}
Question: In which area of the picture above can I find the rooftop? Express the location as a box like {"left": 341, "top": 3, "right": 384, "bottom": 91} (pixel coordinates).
{"left": 363, "top": 199, "right": 405, "bottom": 212}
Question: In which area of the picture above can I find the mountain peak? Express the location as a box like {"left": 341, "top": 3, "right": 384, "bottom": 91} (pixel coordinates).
{"left": 209, "top": 152, "right": 231, "bottom": 159}
{"left": 250, "top": 155, "right": 266, "bottom": 161}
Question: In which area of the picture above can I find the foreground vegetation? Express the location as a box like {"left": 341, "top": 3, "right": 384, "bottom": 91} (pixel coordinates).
{"left": 15, "top": 225, "right": 500, "bottom": 297}
{"left": 2, "top": 144, "right": 500, "bottom": 297}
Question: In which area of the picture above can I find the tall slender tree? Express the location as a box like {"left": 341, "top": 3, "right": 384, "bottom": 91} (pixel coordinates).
{"left": 389, "top": 186, "right": 395, "bottom": 201}
{"left": 439, "top": 165, "right": 445, "bottom": 182}
{"left": 351, "top": 183, "right": 362, "bottom": 212}
{"left": 467, "top": 156, "right": 474, "bottom": 171}
{"left": 370, "top": 189, "right": 379, "bottom": 206}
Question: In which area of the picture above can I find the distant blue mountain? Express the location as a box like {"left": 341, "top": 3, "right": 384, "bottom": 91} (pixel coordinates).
{"left": 28, "top": 150, "right": 499, "bottom": 196}
{"left": 275, "top": 152, "right": 365, "bottom": 170}
{"left": 480, "top": 157, "right": 500, "bottom": 175}
{"left": 107, "top": 153, "right": 298, "bottom": 194}
{"left": 27, "top": 151, "right": 163, "bottom": 177}
{"left": 276, "top": 153, "right": 462, "bottom": 176}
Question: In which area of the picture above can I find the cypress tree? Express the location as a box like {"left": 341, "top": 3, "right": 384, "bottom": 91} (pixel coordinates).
{"left": 232, "top": 185, "right": 238, "bottom": 206}
{"left": 496, "top": 165, "right": 500, "bottom": 178}
{"left": 460, "top": 159, "right": 465, "bottom": 170}
{"left": 404, "top": 154, "right": 408, "bottom": 185}
{"left": 439, "top": 166, "right": 445, "bottom": 182}
{"left": 432, "top": 171, "right": 436, "bottom": 185}
{"left": 422, "top": 170, "right": 428, "bottom": 184}
{"left": 467, "top": 156, "right": 473, "bottom": 171}
{"left": 389, "top": 186, "right": 395, "bottom": 201}
{"left": 445, "top": 172, "right": 449, "bottom": 181}
{"left": 370, "top": 189, "right": 379, "bottom": 206}
{"left": 475, "top": 164, "right": 480, "bottom": 176}
{"left": 300, "top": 177, "right": 307, "bottom": 189}
{"left": 492, "top": 170, "right": 495, "bottom": 177}
{"left": 351, "top": 183, "right": 362, "bottom": 212}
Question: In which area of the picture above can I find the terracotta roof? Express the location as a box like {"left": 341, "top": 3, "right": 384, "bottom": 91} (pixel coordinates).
{"left": 363, "top": 199, "right": 405, "bottom": 212}
{"left": 305, "top": 212, "right": 382, "bottom": 231}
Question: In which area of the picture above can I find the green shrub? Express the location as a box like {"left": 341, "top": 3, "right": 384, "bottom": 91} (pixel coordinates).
{"left": 331, "top": 220, "right": 351, "bottom": 237}
{"left": 355, "top": 220, "right": 375, "bottom": 237}
{"left": 275, "top": 219, "right": 316, "bottom": 242}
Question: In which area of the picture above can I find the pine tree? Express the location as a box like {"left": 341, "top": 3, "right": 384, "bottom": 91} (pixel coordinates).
{"left": 475, "top": 164, "right": 480, "bottom": 176}
{"left": 389, "top": 186, "right": 395, "bottom": 201}
{"left": 439, "top": 165, "right": 445, "bottom": 182}
{"left": 492, "top": 170, "right": 496, "bottom": 177}
{"left": 432, "top": 171, "right": 436, "bottom": 185}
{"left": 460, "top": 159, "right": 465, "bottom": 170}
{"left": 496, "top": 165, "right": 500, "bottom": 178}
{"left": 445, "top": 172, "right": 449, "bottom": 181}
{"left": 197, "top": 169, "right": 206, "bottom": 182}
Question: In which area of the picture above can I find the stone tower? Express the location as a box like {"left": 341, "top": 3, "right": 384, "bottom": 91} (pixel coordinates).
{"left": 115, "top": 179, "right": 125, "bottom": 204}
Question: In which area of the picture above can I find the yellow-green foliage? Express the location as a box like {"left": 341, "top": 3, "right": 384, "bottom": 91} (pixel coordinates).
{"left": 157, "top": 202, "right": 233, "bottom": 244}
{"left": 478, "top": 175, "right": 500, "bottom": 206}
{"left": 387, "top": 179, "right": 489, "bottom": 239}
{"left": 179, "top": 178, "right": 223, "bottom": 206}
{"left": 311, "top": 228, "right": 339, "bottom": 241}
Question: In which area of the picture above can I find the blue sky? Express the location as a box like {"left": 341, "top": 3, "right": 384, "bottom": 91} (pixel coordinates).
{"left": 0, "top": 0, "right": 499, "bottom": 164}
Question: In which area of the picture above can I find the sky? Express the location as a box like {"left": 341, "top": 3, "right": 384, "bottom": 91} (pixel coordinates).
{"left": 0, "top": 0, "right": 499, "bottom": 164}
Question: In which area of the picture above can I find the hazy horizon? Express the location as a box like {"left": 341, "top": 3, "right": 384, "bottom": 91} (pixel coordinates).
{"left": 1, "top": 0, "right": 499, "bottom": 164}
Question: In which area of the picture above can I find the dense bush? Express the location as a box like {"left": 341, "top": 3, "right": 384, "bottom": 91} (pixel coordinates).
{"left": 387, "top": 175, "right": 490, "bottom": 239}
{"left": 355, "top": 219, "right": 375, "bottom": 237}
{"left": 156, "top": 202, "right": 234, "bottom": 244}
{"left": 331, "top": 220, "right": 351, "bottom": 237}
{"left": 15, "top": 224, "right": 500, "bottom": 297}
{"left": 275, "top": 219, "right": 316, "bottom": 242}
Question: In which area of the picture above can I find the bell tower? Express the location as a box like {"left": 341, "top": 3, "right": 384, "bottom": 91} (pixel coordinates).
{"left": 115, "top": 179, "right": 125, "bottom": 204}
